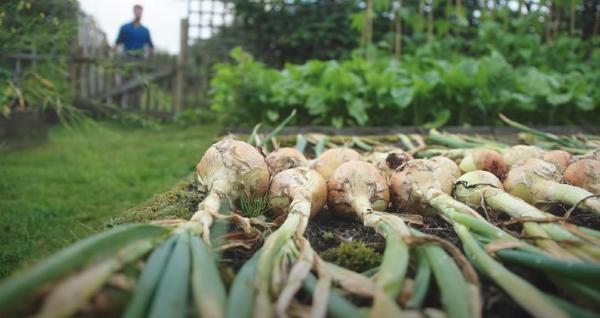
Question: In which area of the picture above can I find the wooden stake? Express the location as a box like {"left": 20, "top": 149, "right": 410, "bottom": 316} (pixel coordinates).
{"left": 174, "top": 18, "right": 189, "bottom": 112}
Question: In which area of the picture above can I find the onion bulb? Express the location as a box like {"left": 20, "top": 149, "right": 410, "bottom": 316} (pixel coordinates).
{"left": 265, "top": 147, "right": 308, "bottom": 175}
{"left": 268, "top": 167, "right": 326, "bottom": 217}
{"left": 367, "top": 149, "right": 413, "bottom": 177}
{"left": 255, "top": 167, "right": 327, "bottom": 317}
{"left": 327, "top": 161, "right": 390, "bottom": 218}
{"left": 504, "top": 159, "right": 600, "bottom": 215}
{"left": 543, "top": 150, "right": 572, "bottom": 173}
{"left": 193, "top": 139, "right": 270, "bottom": 237}
{"left": 455, "top": 170, "right": 599, "bottom": 261}
{"left": 311, "top": 148, "right": 361, "bottom": 180}
{"left": 390, "top": 159, "right": 458, "bottom": 213}
{"left": 503, "top": 145, "right": 545, "bottom": 168}
{"left": 564, "top": 159, "right": 600, "bottom": 195}
{"left": 430, "top": 156, "right": 461, "bottom": 179}
{"left": 459, "top": 149, "right": 507, "bottom": 178}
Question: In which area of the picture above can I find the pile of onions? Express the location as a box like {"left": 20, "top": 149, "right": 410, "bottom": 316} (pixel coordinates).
{"left": 311, "top": 148, "right": 361, "bottom": 180}
{"left": 503, "top": 159, "right": 600, "bottom": 215}
{"left": 564, "top": 159, "right": 600, "bottom": 195}
{"left": 265, "top": 147, "right": 308, "bottom": 175}
{"left": 389, "top": 159, "right": 573, "bottom": 318}
{"left": 458, "top": 148, "right": 507, "bottom": 178}
{"left": 255, "top": 167, "right": 327, "bottom": 317}
{"left": 193, "top": 138, "right": 271, "bottom": 240}
{"left": 328, "top": 161, "right": 477, "bottom": 318}
{"left": 454, "top": 170, "right": 600, "bottom": 262}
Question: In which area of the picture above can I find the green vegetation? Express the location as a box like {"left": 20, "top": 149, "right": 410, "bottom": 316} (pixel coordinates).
{"left": 320, "top": 241, "right": 382, "bottom": 272}
{"left": 209, "top": 0, "right": 600, "bottom": 128}
{"left": 211, "top": 44, "right": 599, "bottom": 128}
{"left": 0, "top": 0, "right": 79, "bottom": 118}
{"left": 0, "top": 121, "right": 219, "bottom": 278}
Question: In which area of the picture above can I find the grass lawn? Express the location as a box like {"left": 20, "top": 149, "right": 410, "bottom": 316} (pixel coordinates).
{"left": 0, "top": 121, "right": 219, "bottom": 278}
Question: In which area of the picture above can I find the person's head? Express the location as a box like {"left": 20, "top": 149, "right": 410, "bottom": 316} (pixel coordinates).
{"left": 133, "top": 4, "right": 143, "bottom": 22}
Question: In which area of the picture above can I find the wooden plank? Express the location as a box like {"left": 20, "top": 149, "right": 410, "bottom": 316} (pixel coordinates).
{"left": 99, "top": 67, "right": 173, "bottom": 100}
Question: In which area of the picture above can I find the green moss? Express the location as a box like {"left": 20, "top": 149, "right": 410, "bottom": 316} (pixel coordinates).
{"left": 321, "top": 231, "right": 335, "bottom": 241}
{"left": 320, "top": 241, "right": 381, "bottom": 273}
{"left": 111, "top": 175, "right": 200, "bottom": 225}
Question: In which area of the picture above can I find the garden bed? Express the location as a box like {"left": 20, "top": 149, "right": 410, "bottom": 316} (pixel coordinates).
{"left": 107, "top": 129, "right": 600, "bottom": 318}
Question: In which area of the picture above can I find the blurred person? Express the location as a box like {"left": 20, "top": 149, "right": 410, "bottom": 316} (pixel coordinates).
{"left": 115, "top": 4, "right": 154, "bottom": 59}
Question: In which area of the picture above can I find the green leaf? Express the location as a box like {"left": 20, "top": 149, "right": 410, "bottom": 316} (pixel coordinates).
{"left": 575, "top": 96, "right": 594, "bottom": 111}
{"left": 266, "top": 110, "right": 279, "bottom": 122}
{"left": 347, "top": 99, "right": 369, "bottom": 126}
{"left": 547, "top": 93, "right": 572, "bottom": 106}
{"left": 424, "top": 110, "right": 451, "bottom": 129}
{"left": 391, "top": 87, "right": 414, "bottom": 108}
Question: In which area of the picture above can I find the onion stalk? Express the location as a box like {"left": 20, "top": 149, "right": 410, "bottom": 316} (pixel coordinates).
{"left": 329, "top": 161, "right": 478, "bottom": 318}
{"left": 389, "top": 159, "right": 573, "bottom": 318}
{"left": 254, "top": 167, "right": 328, "bottom": 317}
{"left": 454, "top": 170, "right": 600, "bottom": 262}
{"left": 504, "top": 158, "right": 600, "bottom": 215}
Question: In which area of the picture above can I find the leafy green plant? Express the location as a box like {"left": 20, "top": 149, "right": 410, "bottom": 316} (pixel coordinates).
{"left": 210, "top": 47, "right": 599, "bottom": 127}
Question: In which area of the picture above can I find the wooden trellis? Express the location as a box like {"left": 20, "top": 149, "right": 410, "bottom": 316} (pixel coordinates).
{"left": 185, "top": 0, "right": 236, "bottom": 108}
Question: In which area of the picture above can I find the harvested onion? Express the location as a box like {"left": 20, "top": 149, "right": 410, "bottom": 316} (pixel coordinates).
{"left": 255, "top": 167, "right": 327, "bottom": 317}
{"left": 311, "top": 148, "right": 361, "bottom": 180}
{"left": 503, "top": 145, "right": 545, "bottom": 168}
{"left": 504, "top": 159, "right": 600, "bottom": 215}
{"left": 265, "top": 147, "right": 308, "bottom": 175}
{"left": 193, "top": 139, "right": 270, "bottom": 239}
{"left": 564, "top": 159, "right": 600, "bottom": 195}
{"left": 543, "top": 150, "right": 572, "bottom": 173}
{"left": 459, "top": 148, "right": 507, "bottom": 178}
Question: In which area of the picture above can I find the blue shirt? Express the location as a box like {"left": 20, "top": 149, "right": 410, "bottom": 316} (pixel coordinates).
{"left": 116, "top": 22, "right": 154, "bottom": 52}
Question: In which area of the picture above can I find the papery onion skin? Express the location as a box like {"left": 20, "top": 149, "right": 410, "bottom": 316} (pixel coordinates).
{"left": 454, "top": 170, "right": 505, "bottom": 207}
{"left": 543, "top": 150, "right": 572, "bottom": 173}
{"left": 327, "top": 161, "right": 390, "bottom": 218}
{"left": 196, "top": 139, "right": 270, "bottom": 203}
{"left": 265, "top": 147, "right": 309, "bottom": 175}
{"left": 268, "top": 167, "right": 327, "bottom": 217}
{"left": 430, "top": 156, "right": 461, "bottom": 179}
{"left": 390, "top": 159, "right": 457, "bottom": 213}
{"left": 564, "top": 159, "right": 600, "bottom": 195}
{"left": 312, "top": 148, "right": 361, "bottom": 181}
{"left": 503, "top": 158, "right": 561, "bottom": 204}
{"left": 503, "top": 145, "right": 545, "bottom": 168}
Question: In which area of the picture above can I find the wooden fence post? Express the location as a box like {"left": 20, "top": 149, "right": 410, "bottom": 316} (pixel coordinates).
{"left": 174, "top": 18, "right": 189, "bottom": 112}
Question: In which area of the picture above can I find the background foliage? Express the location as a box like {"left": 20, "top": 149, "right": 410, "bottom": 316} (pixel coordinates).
{"left": 206, "top": 0, "right": 600, "bottom": 127}
{"left": 0, "top": 0, "right": 78, "bottom": 118}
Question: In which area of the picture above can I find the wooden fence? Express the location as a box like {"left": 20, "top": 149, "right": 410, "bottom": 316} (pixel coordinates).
{"left": 1, "top": 14, "right": 189, "bottom": 120}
